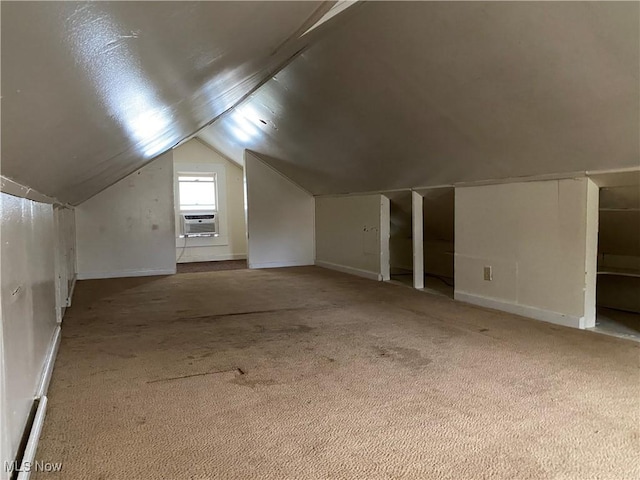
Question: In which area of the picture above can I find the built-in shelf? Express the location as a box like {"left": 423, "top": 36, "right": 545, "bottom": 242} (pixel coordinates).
{"left": 597, "top": 267, "right": 640, "bottom": 278}
{"left": 599, "top": 208, "right": 640, "bottom": 212}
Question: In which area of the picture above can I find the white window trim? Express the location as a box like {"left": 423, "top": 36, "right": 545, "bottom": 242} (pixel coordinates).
{"left": 174, "top": 162, "right": 228, "bottom": 247}
{"left": 178, "top": 173, "right": 218, "bottom": 212}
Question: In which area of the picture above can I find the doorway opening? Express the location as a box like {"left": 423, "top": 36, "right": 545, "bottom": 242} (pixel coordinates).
{"left": 593, "top": 180, "right": 640, "bottom": 340}
{"left": 172, "top": 139, "right": 248, "bottom": 272}
{"left": 386, "top": 191, "right": 414, "bottom": 287}
{"left": 420, "top": 187, "right": 455, "bottom": 298}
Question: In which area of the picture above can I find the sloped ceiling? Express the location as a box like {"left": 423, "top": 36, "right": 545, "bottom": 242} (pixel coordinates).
{"left": 1, "top": 1, "right": 331, "bottom": 204}
{"left": 199, "top": 1, "right": 640, "bottom": 195}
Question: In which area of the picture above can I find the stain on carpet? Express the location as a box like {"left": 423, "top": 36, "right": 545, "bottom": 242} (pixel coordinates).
{"left": 374, "top": 346, "right": 432, "bottom": 368}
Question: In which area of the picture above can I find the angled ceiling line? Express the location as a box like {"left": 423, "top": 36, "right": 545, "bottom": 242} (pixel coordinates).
{"left": 200, "top": 1, "right": 639, "bottom": 196}
{"left": 193, "top": 137, "right": 243, "bottom": 170}
{"left": 183, "top": 1, "right": 365, "bottom": 149}
{"left": 71, "top": 1, "right": 364, "bottom": 205}
{"left": 1, "top": 175, "right": 70, "bottom": 208}
{"left": 79, "top": 43, "right": 312, "bottom": 205}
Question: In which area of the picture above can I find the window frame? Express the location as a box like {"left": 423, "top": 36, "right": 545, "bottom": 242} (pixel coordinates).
{"left": 173, "top": 162, "right": 228, "bottom": 247}
{"left": 177, "top": 173, "right": 218, "bottom": 212}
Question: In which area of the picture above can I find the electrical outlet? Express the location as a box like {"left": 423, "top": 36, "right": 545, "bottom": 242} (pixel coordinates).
{"left": 483, "top": 266, "right": 493, "bottom": 281}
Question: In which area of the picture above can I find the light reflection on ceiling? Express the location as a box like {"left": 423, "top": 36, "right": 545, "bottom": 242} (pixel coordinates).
{"left": 198, "top": 1, "right": 639, "bottom": 196}
{"left": 229, "top": 104, "right": 269, "bottom": 143}
{"left": 1, "top": 1, "right": 328, "bottom": 204}
{"left": 65, "top": 4, "right": 175, "bottom": 158}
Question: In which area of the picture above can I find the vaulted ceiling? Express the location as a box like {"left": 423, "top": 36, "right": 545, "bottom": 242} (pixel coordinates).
{"left": 201, "top": 1, "right": 639, "bottom": 194}
{"left": 1, "top": 1, "right": 336, "bottom": 204}
{"left": 2, "top": 1, "right": 638, "bottom": 204}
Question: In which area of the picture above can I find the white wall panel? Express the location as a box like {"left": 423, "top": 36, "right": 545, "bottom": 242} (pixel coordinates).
{"left": 0, "top": 193, "right": 62, "bottom": 475}
{"left": 76, "top": 152, "right": 176, "bottom": 279}
{"left": 245, "top": 151, "right": 314, "bottom": 269}
{"left": 412, "top": 191, "right": 424, "bottom": 289}
{"left": 455, "top": 178, "right": 596, "bottom": 329}
{"left": 315, "top": 194, "right": 388, "bottom": 281}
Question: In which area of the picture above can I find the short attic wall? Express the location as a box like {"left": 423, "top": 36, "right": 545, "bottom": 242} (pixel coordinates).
{"left": 1, "top": 191, "right": 76, "bottom": 474}
{"left": 454, "top": 178, "right": 598, "bottom": 329}
{"left": 315, "top": 194, "right": 390, "bottom": 281}
{"left": 76, "top": 151, "right": 176, "bottom": 280}
{"left": 244, "top": 151, "right": 315, "bottom": 269}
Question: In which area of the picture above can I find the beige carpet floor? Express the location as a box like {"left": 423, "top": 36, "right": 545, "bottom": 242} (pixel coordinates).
{"left": 34, "top": 267, "right": 639, "bottom": 479}
{"left": 176, "top": 260, "right": 247, "bottom": 274}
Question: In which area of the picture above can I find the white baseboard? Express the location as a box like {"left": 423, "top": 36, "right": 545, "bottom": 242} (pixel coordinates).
{"left": 177, "top": 253, "right": 246, "bottom": 264}
{"left": 15, "top": 326, "right": 61, "bottom": 479}
{"left": 16, "top": 396, "right": 48, "bottom": 480}
{"left": 36, "top": 327, "right": 61, "bottom": 398}
{"left": 315, "top": 260, "right": 382, "bottom": 281}
{"left": 77, "top": 267, "right": 177, "bottom": 280}
{"left": 248, "top": 260, "right": 314, "bottom": 269}
{"left": 454, "top": 291, "right": 587, "bottom": 329}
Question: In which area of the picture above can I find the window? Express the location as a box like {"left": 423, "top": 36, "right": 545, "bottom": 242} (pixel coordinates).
{"left": 173, "top": 164, "right": 227, "bottom": 246}
{"left": 178, "top": 174, "right": 217, "bottom": 211}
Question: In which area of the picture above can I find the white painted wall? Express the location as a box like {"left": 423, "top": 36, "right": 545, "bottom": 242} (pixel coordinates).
{"left": 316, "top": 194, "right": 390, "bottom": 281}
{"left": 454, "top": 178, "right": 598, "bottom": 329}
{"left": 412, "top": 191, "right": 424, "bottom": 289}
{"left": 76, "top": 151, "right": 176, "bottom": 279}
{"left": 583, "top": 180, "right": 599, "bottom": 320}
{"left": 245, "top": 151, "right": 314, "bottom": 269}
{"left": 173, "top": 139, "right": 247, "bottom": 263}
{"left": 0, "top": 193, "right": 75, "bottom": 477}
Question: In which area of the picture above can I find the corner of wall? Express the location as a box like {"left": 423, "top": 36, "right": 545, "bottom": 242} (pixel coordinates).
{"left": 0, "top": 188, "right": 76, "bottom": 473}
{"left": 245, "top": 150, "right": 315, "bottom": 269}
{"left": 315, "top": 194, "right": 387, "bottom": 281}
{"left": 454, "top": 178, "right": 595, "bottom": 330}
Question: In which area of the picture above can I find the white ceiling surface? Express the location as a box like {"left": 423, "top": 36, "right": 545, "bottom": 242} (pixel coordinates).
{"left": 1, "top": 1, "right": 328, "bottom": 205}
{"left": 200, "top": 1, "right": 640, "bottom": 195}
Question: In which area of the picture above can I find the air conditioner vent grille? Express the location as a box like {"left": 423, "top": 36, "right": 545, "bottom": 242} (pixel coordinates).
{"left": 186, "top": 222, "right": 217, "bottom": 234}
{"left": 181, "top": 212, "right": 218, "bottom": 236}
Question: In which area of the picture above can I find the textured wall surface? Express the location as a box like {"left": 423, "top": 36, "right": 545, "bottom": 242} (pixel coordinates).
{"left": 316, "top": 194, "right": 388, "bottom": 279}
{"left": 0, "top": 193, "right": 74, "bottom": 474}
{"left": 245, "top": 151, "right": 314, "bottom": 269}
{"left": 455, "top": 178, "right": 597, "bottom": 328}
{"left": 76, "top": 151, "right": 175, "bottom": 279}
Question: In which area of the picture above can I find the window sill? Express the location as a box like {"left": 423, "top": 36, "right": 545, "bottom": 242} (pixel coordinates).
{"left": 176, "top": 235, "right": 229, "bottom": 248}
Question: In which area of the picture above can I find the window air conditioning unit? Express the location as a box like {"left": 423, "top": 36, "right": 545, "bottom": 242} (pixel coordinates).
{"left": 181, "top": 212, "right": 218, "bottom": 236}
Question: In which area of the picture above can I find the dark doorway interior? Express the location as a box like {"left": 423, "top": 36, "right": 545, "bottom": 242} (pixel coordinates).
{"left": 594, "top": 185, "right": 640, "bottom": 341}
{"left": 422, "top": 188, "right": 455, "bottom": 298}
